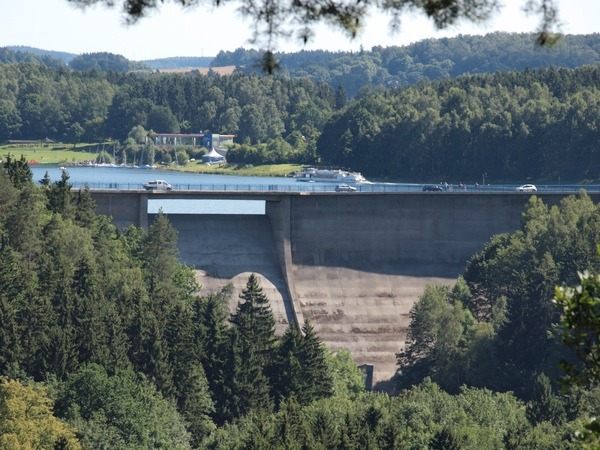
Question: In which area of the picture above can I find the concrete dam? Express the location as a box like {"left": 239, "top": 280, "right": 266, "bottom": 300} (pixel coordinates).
{"left": 91, "top": 190, "right": 598, "bottom": 389}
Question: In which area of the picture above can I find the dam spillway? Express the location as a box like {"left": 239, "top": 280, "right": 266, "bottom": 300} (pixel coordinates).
{"left": 92, "top": 190, "right": 600, "bottom": 389}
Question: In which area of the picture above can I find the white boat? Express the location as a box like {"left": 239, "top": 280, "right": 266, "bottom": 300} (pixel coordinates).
{"left": 294, "top": 168, "right": 367, "bottom": 183}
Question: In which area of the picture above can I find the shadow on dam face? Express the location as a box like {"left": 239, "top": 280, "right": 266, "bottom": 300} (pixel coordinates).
{"left": 150, "top": 197, "right": 473, "bottom": 391}
{"left": 151, "top": 213, "right": 296, "bottom": 335}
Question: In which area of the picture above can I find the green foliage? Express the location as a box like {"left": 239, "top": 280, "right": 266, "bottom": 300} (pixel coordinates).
{"left": 45, "top": 169, "right": 75, "bottom": 218}
{"left": 458, "top": 193, "right": 600, "bottom": 396}
{"left": 555, "top": 254, "right": 600, "bottom": 387}
{"left": 141, "top": 212, "right": 180, "bottom": 300}
{"left": 226, "top": 274, "right": 277, "bottom": 419}
{"left": 69, "top": 52, "right": 141, "bottom": 72}
{"left": 396, "top": 283, "right": 477, "bottom": 393}
{"left": 326, "top": 348, "right": 366, "bottom": 400}
{"left": 319, "top": 65, "right": 600, "bottom": 181}
{"left": 1, "top": 154, "right": 32, "bottom": 188}
{"left": 0, "top": 377, "right": 82, "bottom": 449}
{"left": 272, "top": 320, "right": 333, "bottom": 406}
{"left": 203, "top": 377, "right": 579, "bottom": 449}
{"left": 54, "top": 364, "right": 191, "bottom": 449}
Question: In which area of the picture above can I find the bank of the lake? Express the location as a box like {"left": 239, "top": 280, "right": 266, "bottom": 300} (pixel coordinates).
{"left": 0, "top": 143, "right": 303, "bottom": 178}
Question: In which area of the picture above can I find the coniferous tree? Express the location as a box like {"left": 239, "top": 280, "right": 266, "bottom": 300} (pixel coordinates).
{"left": 2, "top": 154, "right": 32, "bottom": 189}
{"left": 165, "top": 302, "right": 216, "bottom": 445}
{"left": 3, "top": 184, "right": 45, "bottom": 268}
{"left": 272, "top": 397, "right": 315, "bottom": 449}
{"left": 224, "top": 320, "right": 273, "bottom": 420}
{"left": 230, "top": 274, "right": 277, "bottom": 358}
{"left": 225, "top": 274, "right": 277, "bottom": 419}
{"left": 74, "top": 186, "right": 96, "bottom": 228}
{"left": 298, "top": 319, "right": 334, "bottom": 403}
{"left": 272, "top": 326, "right": 304, "bottom": 405}
{"left": 140, "top": 212, "right": 179, "bottom": 312}
{"left": 196, "top": 289, "right": 232, "bottom": 425}
{"left": 0, "top": 297, "right": 19, "bottom": 375}
{"left": 46, "top": 170, "right": 75, "bottom": 218}
{"left": 430, "top": 427, "right": 462, "bottom": 450}
{"left": 132, "top": 311, "right": 174, "bottom": 398}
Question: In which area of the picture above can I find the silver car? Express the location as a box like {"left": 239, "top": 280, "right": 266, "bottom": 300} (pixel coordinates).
{"left": 335, "top": 184, "right": 357, "bottom": 192}
{"left": 517, "top": 184, "right": 537, "bottom": 192}
{"left": 143, "top": 180, "right": 172, "bottom": 191}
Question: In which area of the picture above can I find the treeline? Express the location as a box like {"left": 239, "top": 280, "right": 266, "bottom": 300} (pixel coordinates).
{"left": 0, "top": 47, "right": 68, "bottom": 69}
{"left": 214, "top": 33, "right": 600, "bottom": 97}
{"left": 9, "top": 32, "right": 600, "bottom": 98}
{"left": 319, "top": 65, "right": 600, "bottom": 182}
{"left": 1, "top": 47, "right": 146, "bottom": 72}
{"left": 143, "top": 56, "right": 213, "bottom": 70}
{"left": 0, "top": 62, "right": 334, "bottom": 164}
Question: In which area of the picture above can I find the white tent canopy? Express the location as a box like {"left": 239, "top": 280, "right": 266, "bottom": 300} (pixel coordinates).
{"left": 202, "top": 147, "right": 225, "bottom": 164}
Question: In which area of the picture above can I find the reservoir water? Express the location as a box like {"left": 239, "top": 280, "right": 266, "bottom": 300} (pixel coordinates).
{"left": 30, "top": 165, "right": 420, "bottom": 193}
{"left": 29, "top": 165, "right": 598, "bottom": 195}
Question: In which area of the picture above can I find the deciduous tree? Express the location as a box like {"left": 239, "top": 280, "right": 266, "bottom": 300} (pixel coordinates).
{"left": 0, "top": 377, "right": 81, "bottom": 450}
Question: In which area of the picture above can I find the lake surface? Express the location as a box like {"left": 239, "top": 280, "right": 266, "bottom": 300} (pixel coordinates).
{"left": 29, "top": 165, "right": 598, "bottom": 194}
{"left": 30, "top": 165, "right": 420, "bottom": 193}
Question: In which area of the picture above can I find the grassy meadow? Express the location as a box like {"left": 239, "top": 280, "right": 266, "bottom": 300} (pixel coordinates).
{"left": 1, "top": 143, "right": 100, "bottom": 165}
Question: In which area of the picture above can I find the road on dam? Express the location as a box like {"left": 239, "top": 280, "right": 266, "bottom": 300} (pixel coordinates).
{"left": 90, "top": 189, "right": 600, "bottom": 390}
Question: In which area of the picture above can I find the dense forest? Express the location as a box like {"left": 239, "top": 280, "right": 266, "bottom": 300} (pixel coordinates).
{"left": 2, "top": 152, "right": 600, "bottom": 447}
{"left": 9, "top": 32, "right": 600, "bottom": 95}
{"left": 319, "top": 66, "right": 600, "bottom": 182}
{"left": 213, "top": 33, "right": 600, "bottom": 95}
{"left": 2, "top": 32, "right": 600, "bottom": 182}
{"left": 2, "top": 60, "right": 600, "bottom": 181}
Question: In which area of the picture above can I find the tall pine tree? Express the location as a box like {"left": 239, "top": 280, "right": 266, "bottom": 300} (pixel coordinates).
{"left": 226, "top": 274, "right": 277, "bottom": 419}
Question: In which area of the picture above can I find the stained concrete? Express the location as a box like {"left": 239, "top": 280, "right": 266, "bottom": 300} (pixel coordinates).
{"left": 95, "top": 191, "right": 600, "bottom": 391}
{"left": 156, "top": 214, "right": 294, "bottom": 335}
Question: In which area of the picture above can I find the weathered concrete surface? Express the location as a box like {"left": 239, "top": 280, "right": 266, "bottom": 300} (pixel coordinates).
{"left": 277, "top": 193, "right": 525, "bottom": 389}
{"left": 92, "top": 190, "right": 148, "bottom": 228}
{"left": 157, "top": 214, "right": 294, "bottom": 335}
{"left": 95, "top": 191, "right": 600, "bottom": 391}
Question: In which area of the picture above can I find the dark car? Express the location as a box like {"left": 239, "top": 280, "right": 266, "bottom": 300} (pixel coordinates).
{"left": 335, "top": 184, "right": 357, "bottom": 192}
{"left": 422, "top": 185, "right": 443, "bottom": 192}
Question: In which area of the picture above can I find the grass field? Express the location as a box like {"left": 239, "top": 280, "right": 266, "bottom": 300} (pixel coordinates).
{"left": 179, "top": 162, "right": 302, "bottom": 177}
{"left": 1, "top": 143, "right": 100, "bottom": 165}
{"left": 0, "top": 144, "right": 303, "bottom": 177}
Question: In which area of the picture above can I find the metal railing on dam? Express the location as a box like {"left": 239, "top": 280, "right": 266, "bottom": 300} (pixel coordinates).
{"left": 75, "top": 181, "right": 600, "bottom": 194}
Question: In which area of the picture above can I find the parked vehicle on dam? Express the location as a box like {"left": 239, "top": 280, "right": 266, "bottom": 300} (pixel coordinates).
{"left": 516, "top": 184, "right": 537, "bottom": 192}
{"left": 422, "top": 184, "right": 444, "bottom": 192}
{"left": 143, "top": 180, "right": 172, "bottom": 191}
{"left": 335, "top": 184, "right": 357, "bottom": 192}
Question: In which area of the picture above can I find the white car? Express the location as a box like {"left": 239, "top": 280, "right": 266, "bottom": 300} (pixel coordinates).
{"left": 517, "top": 184, "right": 537, "bottom": 192}
{"left": 335, "top": 184, "right": 357, "bottom": 192}
{"left": 143, "top": 180, "right": 172, "bottom": 191}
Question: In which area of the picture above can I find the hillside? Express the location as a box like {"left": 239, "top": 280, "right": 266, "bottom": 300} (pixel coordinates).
{"left": 143, "top": 56, "right": 214, "bottom": 69}
{"left": 215, "top": 32, "right": 600, "bottom": 96}
{"left": 7, "top": 45, "right": 75, "bottom": 63}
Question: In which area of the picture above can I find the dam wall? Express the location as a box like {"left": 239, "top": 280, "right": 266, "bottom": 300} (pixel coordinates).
{"left": 92, "top": 190, "right": 599, "bottom": 389}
